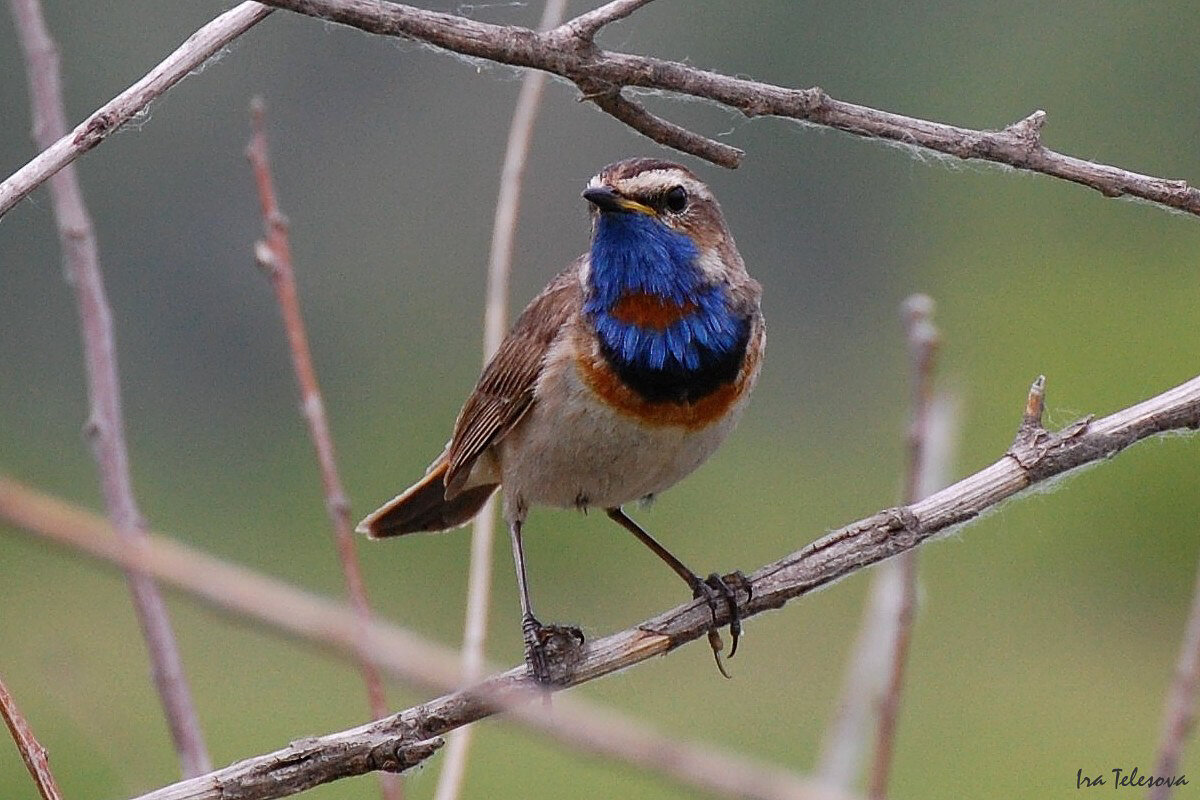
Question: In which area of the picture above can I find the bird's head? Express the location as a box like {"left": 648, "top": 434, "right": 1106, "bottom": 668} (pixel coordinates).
{"left": 582, "top": 158, "right": 734, "bottom": 256}
{"left": 581, "top": 159, "right": 747, "bottom": 304}
{"left": 580, "top": 159, "right": 756, "bottom": 378}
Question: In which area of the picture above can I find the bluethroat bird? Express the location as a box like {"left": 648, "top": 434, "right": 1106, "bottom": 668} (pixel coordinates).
{"left": 358, "top": 158, "right": 765, "bottom": 683}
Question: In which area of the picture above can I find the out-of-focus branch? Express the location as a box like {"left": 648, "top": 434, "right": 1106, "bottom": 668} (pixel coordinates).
{"left": 432, "top": 2, "right": 567, "bottom": 800}
{"left": 0, "top": 478, "right": 839, "bottom": 800}
{"left": 866, "top": 295, "right": 941, "bottom": 800}
{"left": 8, "top": 0, "right": 210, "bottom": 777}
{"left": 6, "top": 369, "right": 1197, "bottom": 800}
{"left": 257, "top": 0, "right": 1200, "bottom": 215}
{"left": 0, "top": 2, "right": 270, "bottom": 218}
{"left": 0, "top": 675, "right": 64, "bottom": 800}
{"left": 1150, "top": 548, "right": 1200, "bottom": 800}
{"left": 818, "top": 298, "right": 956, "bottom": 792}
{"left": 246, "top": 97, "right": 399, "bottom": 800}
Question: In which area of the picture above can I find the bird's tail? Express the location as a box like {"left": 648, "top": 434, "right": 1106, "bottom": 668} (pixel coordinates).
{"left": 356, "top": 460, "right": 499, "bottom": 537}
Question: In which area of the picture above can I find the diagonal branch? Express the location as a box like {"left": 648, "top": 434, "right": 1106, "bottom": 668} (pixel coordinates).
{"left": 0, "top": 675, "right": 65, "bottom": 800}
{"left": 0, "top": 477, "right": 838, "bottom": 800}
{"left": 116, "top": 370, "right": 1200, "bottom": 800}
{"left": 0, "top": 2, "right": 271, "bottom": 218}
{"left": 246, "top": 97, "right": 400, "bottom": 800}
{"left": 8, "top": 0, "right": 210, "bottom": 777}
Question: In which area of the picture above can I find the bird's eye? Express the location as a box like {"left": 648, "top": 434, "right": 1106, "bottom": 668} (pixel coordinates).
{"left": 664, "top": 185, "right": 688, "bottom": 213}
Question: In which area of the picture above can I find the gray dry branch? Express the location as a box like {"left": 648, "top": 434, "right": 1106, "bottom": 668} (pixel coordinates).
{"left": 259, "top": 0, "right": 1200, "bottom": 215}
{"left": 123, "top": 371, "right": 1200, "bottom": 800}
{"left": 5, "top": 1, "right": 1200, "bottom": 219}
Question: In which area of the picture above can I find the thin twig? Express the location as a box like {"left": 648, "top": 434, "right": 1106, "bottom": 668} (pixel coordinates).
{"left": 431, "top": 2, "right": 567, "bottom": 799}
{"left": 566, "top": 0, "right": 658, "bottom": 41}
{"left": 0, "top": 2, "right": 271, "bottom": 218}
{"left": 245, "top": 98, "right": 399, "bottom": 800}
{"left": 867, "top": 295, "right": 941, "bottom": 800}
{"left": 0, "top": 477, "right": 843, "bottom": 800}
{"left": 6, "top": 4, "right": 1200, "bottom": 219}
{"left": 1149, "top": 548, "right": 1200, "bottom": 800}
{"left": 241, "top": 0, "right": 1200, "bottom": 215}
{"left": 586, "top": 88, "right": 743, "bottom": 168}
{"left": 8, "top": 0, "right": 210, "bottom": 777}
{"left": 0, "top": 675, "right": 65, "bottom": 800}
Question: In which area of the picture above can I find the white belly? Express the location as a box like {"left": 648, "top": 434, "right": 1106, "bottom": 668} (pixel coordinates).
{"left": 494, "top": 343, "right": 748, "bottom": 513}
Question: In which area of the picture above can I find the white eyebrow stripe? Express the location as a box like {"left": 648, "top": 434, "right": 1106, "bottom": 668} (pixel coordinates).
{"left": 616, "top": 170, "right": 712, "bottom": 201}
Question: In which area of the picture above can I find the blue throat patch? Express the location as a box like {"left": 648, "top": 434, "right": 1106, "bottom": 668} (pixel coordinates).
{"left": 585, "top": 212, "right": 749, "bottom": 403}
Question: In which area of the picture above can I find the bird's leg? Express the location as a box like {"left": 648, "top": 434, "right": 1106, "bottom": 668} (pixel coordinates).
{"left": 507, "top": 517, "right": 583, "bottom": 684}
{"left": 605, "top": 507, "right": 751, "bottom": 676}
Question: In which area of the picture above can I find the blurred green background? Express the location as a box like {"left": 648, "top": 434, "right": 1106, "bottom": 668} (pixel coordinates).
{"left": 2, "top": 1, "right": 1199, "bottom": 798}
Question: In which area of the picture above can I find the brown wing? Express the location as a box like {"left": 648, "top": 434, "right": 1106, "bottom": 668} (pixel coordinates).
{"left": 443, "top": 261, "right": 583, "bottom": 495}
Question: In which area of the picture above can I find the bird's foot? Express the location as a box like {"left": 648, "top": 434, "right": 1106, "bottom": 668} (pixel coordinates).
{"left": 522, "top": 614, "right": 585, "bottom": 685}
{"left": 692, "top": 571, "right": 753, "bottom": 678}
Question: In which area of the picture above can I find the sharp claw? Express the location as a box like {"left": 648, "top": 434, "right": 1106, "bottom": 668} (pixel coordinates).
{"left": 707, "top": 628, "right": 732, "bottom": 679}
{"left": 693, "top": 571, "right": 749, "bottom": 672}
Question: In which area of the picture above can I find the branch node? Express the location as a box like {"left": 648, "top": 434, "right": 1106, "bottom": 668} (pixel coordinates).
{"left": 1023, "top": 375, "right": 1047, "bottom": 427}
{"left": 1005, "top": 109, "right": 1046, "bottom": 151}
{"left": 253, "top": 239, "right": 280, "bottom": 276}
{"left": 1009, "top": 375, "right": 1052, "bottom": 468}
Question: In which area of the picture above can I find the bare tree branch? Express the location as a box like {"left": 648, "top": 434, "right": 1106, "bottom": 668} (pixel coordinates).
{"left": 867, "top": 295, "right": 941, "bottom": 800}
{"left": 6, "top": 368, "right": 1196, "bottom": 799}
{"left": 0, "top": 1, "right": 270, "bottom": 218}
{"left": 246, "top": 97, "right": 400, "bottom": 800}
{"left": 4, "top": 3, "right": 1200, "bottom": 219}
{"left": 248, "top": 0, "right": 1200, "bottom": 217}
{"left": 0, "top": 675, "right": 64, "bottom": 800}
{"left": 8, "top": 0, "right": 210, "bottom": 777}
{"left": 0, "top": 477, "right": 837, "bottom": 800}
{"left": 432, "top": 3, "right": 567, "bottom": 799}
{"left": 1150, "top": 548, "right": 1200, "bottom": 800}
{"left": 120, "top": 370, "right": 1200, "bottom": 800}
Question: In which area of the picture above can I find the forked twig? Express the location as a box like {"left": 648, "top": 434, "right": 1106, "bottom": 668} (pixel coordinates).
{"left": 6, "top": 2, "right": 1200, "bottom": 219}
{"left": 8, "top": 0, "right": 210, "bottom": 777}
{"left": 259, "top": 0, "right": 1200, "bottom": 214}
{"left": 246, "top": 98, "right": 399, "bottom": 800}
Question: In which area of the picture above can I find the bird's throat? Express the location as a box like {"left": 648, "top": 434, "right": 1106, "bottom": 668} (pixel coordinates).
{"left": 585, "top": 213, "right": 749, "bottom": 404}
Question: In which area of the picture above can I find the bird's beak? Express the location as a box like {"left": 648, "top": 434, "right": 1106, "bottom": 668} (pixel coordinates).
{"left": 582, "top": 186, "right": 655, "bottom": 215}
